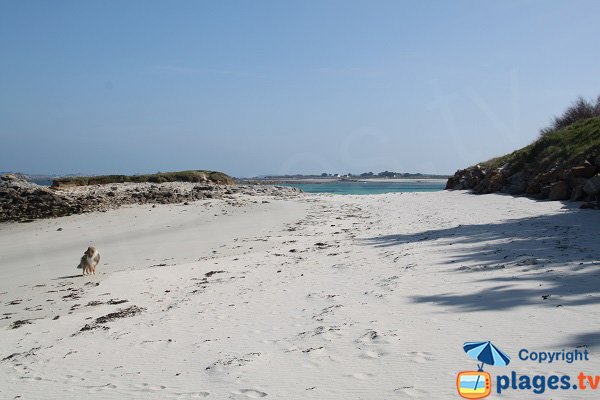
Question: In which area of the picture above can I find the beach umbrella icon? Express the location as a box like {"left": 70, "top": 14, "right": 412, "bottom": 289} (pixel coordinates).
{"left": 462, "top": 341, "right": 510, "bottom": 396}
{"left": 463, "top": 341, "right": 511, "bottom": 371}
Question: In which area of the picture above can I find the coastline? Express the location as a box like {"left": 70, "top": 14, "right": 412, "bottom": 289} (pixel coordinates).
{"left": 0, "top": 176, "right": 301, "bottom": 222}
{"left": 2, "top": 191, "right": 600, "bottom": 398}
{"left": 238, "top": 177, "right": 448, "bottom": 185}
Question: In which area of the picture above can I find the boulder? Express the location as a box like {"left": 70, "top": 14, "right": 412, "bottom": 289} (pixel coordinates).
{"left": 570, "top": 185, "right": 585, "bottom": 202}
{"left": 1, "top": 174, "right": 19, "bottom": 182}
{"left": 548, "top": 181, "right": 570, "bottom": 201}
{"left": 445, "top": 176, "right": 463, "bottom": 190}
{"left": 539, "top": 185, "right": 552, "bottom": 199}
{"left": 570, "top": 177, "right": 588, "bottom": 189}
{"left": 596, "top": 155, "right": 600, "bottom": 167}
{"left": 506, "top": 172, "right": 527, "bottom": 194}
{"left": 581, "top": 201, "right": 600, "bottom": 209}
{"left": 569, "top": 165, "right": 598, "bottom": 179}
{"left": 445, "top": 174, "right": 459, "bottom": 190}
{"left": 525, "top": 182, "right": 541, "bottom": 195}
{"left": 464, "top": 166, "right": 485, "bottom": 189}
{"left": 583, "top": 175, "right": 600, "bottom": 194}
{"left": 488, "top": 173, "right": 506, "bottom": 192}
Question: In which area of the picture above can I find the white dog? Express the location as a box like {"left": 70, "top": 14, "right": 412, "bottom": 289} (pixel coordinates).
{"left": 77, "top": 246, "right": 101, "bottom": 276}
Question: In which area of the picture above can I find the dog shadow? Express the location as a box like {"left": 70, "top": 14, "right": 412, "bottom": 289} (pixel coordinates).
{"left": 54, "top": 274, "right": 84, "bottom": 280}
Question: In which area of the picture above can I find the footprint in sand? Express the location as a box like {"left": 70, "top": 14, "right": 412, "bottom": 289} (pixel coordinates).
{"left": 22, "top": 376, "right": 43, "bottom": 382}
{"left": 232, "top": 389, "right": 268, "bottom": 398}
{"left": 393, "top": 385, "right": 428, "bottom": 398}
{"left": 175, "top": 392, "right": 211, "bottom": 398}
{"left": 321, "top": 329, "right": 343, "bottom": 341}
{"left": 63, "top": 374, "right": 85, "bottom": 383}
{"left": 406, "top": 351, "right": 435, "bottom": 364}
{"left": 359, "top": 349, "right": 387, "bottom": 359}
{"left": 87, "top": 383, "right": 117, "bottom": 393}
{"left": 302, "top": 346, "right": 327, "bottom": 357}
{"left": 136, "top": 383, "right": 167, "bottom": 391}
{"left": 345, "top": 372, "right": 374, "bottom": 380}
{"left": 356, "top": 330, "right": 389, "bottom": 345}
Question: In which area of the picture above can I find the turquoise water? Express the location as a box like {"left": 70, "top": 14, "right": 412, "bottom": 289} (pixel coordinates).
{"left": 33, "top": 179, "right": 445, "bottom": 194}
{"left": 32, "top": 178, "right": 53, "bottom": 186}
{"left": 282, "top": 181, "right": 446, "bottom": 195}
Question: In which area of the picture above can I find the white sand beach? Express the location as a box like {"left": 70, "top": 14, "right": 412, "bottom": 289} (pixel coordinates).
{"left": 1, "top": 191, "right": 600, "bottom": 399}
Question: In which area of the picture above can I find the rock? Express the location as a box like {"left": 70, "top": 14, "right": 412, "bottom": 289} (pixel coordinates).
{"left": 539, "top": 185, "right": 552, "bottom": 199}
{"left": 1, "top": 174, "right": 20, "bottom": 182}
{"left": 525, "top": 182, "right": 541, "bottom": 195}
{"left": 583, "top": 175, "right": 600, "bottom": 194}
{"left": 595, "top": 155, "right": 600, "bottom": 167}
{"left": 569, "top": 177, "right": 588, "bottom": 189}
{"left": 549, "top": 181, "right": 570, "bottom": 200}
{"left": 581, "top": 201, "right": 600, "bottom": 209}
{"left": 444, "top": 176, "right": 460, "bottom": 190}
{"left": 506, "top": 171, "right": 526, "bottom": 194}
{"left": 569, "top": 165, "right": 598, "bottom": 179}
{"left": 488, "top": 173, "right": 506, "bottom": 193}
{"left": 498, "top": 163, "right": 511, "bottom": 173}
{"left": 1, "top": 180, "right": 301, "bottom": 222}
{"left": 570, "top": 185, "right": 585, "bottom": 202}
{"left": 445, "top": 166, "right": 486, "bottom": 191}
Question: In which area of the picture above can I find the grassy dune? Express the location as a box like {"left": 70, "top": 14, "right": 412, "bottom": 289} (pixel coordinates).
{"left": 481, "top": 116, "right": 600, "bottom": 171}
{"left": 52, "top": 170, "right": 234, "bottom": 188}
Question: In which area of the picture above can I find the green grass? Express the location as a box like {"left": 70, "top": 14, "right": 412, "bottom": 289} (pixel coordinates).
{"left": 480, "top": 116, "right": 600, "bottom": 172}
{"left": 52, "top": 170, "right": 234, "bottom": 188}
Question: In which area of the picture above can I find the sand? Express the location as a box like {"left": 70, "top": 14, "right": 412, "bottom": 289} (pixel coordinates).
{"left": 1, "top": 191, "right": 600, "bottom": 399}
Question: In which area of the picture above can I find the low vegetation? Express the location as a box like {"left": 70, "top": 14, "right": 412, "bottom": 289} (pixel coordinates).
{"left": 540, "top": 95, "right": 600, "bottom": 137}
{"left": 447, "top": 94, "right": 600, "bottom": 205}
{"left": 482, "top": 115, "right": 600, "bottom": 172}
{"left": 52, "top": 170, "right": 234, "bottom": 188}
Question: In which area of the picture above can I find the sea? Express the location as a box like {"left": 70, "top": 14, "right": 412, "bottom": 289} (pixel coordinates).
{"left": 31, "top": 178, "right": 54, "bottom": 186}
{"left": 281, "top": 180, "right": 446, "bottom": 195}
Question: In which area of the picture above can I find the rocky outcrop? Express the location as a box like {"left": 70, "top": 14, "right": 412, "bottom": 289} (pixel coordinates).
{"left": 583, "top": 175, "right": 600, "bottom": 195}
{"left": 0, "top": 175, "right": 302, "bottom": 223}
{"left": 51, "top": 170, "right": 235, "bottom": 188}
{"left": 446, "top": 156, "right": 600, "bottom": 208}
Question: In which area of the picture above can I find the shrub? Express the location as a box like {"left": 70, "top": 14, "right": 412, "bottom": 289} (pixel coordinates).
{"left": 541, "top": 95, "right": 600, "bottom": 136}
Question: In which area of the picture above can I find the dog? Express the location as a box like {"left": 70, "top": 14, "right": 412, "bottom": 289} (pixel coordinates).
{"left": 77, "top": 246, "right": 101, "bottom": 276}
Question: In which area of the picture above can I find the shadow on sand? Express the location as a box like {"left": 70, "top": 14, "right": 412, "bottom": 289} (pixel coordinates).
{"left": 561, "top": 331, "right": 600, "bottom": 350}
{"left": 363, "top": 208, "right": 600, "bottom": 312}
{"left": 54, "top": 274, "right": 83, "bottom": 280}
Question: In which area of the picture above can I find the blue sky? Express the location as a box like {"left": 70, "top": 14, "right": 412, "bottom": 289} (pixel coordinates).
{"left": 1, "top": 1, "right": 599, "bottom": 177}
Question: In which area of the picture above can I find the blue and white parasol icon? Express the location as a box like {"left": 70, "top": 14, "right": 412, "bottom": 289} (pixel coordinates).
{"left": 463, "top": 341, "right": 510, "bottom": 394}
{"left": 463, "top": 341, "right": 510, "bottom": 371}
